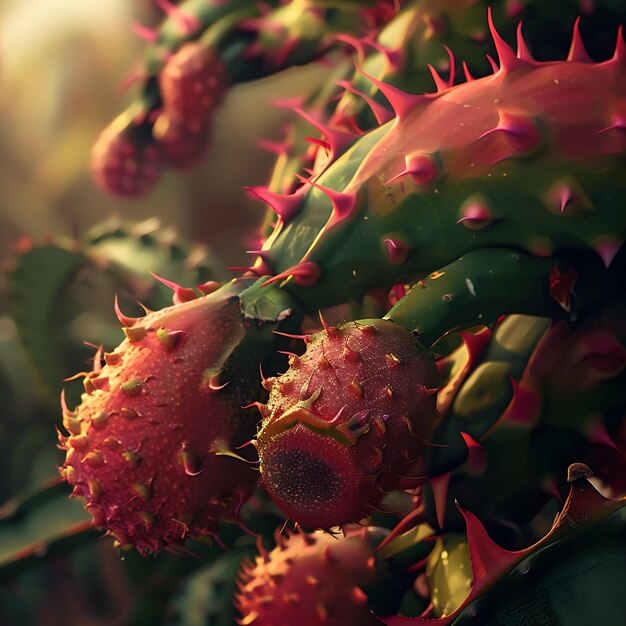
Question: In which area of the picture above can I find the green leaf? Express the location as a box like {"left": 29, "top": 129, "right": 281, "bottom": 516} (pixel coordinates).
{"left": 9, "top": 243, "right": 89, "bottom": 400}
{"left": 0, "top": 478, "right": 97, "bottom": 582}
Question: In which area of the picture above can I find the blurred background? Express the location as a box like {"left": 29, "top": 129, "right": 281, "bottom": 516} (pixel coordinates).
{"left": 0, "top": 1, "right": 325, "bottom": 624}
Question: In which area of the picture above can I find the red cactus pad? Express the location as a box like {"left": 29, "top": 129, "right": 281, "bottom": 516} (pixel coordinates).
{"left": 236, "top": 527, "right": 385, "bottom": 626}
{"left": 257, "top": 319, "right": 439, "bottom": 528}
{"left": 91, "top": 113, "right": 162, "bottom": 197}
{"left": 159, "top": 42, "right": 228, "bottom": 125}
{"left": 59, "top": 280, "right": 262, "bottom": 553}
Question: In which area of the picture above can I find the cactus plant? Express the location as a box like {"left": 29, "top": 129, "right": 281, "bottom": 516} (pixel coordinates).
{"left": 3, "top": 2, "right": 626, "bottom": 624}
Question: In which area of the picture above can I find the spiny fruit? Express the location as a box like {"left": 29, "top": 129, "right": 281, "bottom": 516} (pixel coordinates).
{"left": 152, "top": 112, "right": 210, "bottom": 167}
{"left": 235, "top": 526, "right": 386, "bottom": 626}
{"left": 257, "top": 318, "right": 439, "bottom": 529}
{"left": 159, "top": 42, "right": 228, "bottom": 127}
{"left": 90, "top": 112, "right": 161, "bottom": 198}
{"left": 59, "top": 279, "right": 263, "bottom": 553}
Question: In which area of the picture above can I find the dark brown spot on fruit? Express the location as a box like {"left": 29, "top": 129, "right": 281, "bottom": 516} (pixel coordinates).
{"left": 263, "top": 448, "right": 341, "bottom": 509}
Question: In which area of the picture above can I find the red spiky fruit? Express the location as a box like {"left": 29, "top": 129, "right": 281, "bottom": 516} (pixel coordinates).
{"left": 159, "top": 42, "right": 228, "bottom": 125}
{"left": 257, "top": 319, "right": 439, "bottom": 528}
{"left": 59, "top": 279, "right": 263, "bottom": 553}
{"left": 236, "top": 527, "right": 386, "bottom": 626}
{"left": 152, "top": 112, "right": 210, "bottom": 167}
{"left": 91, "top": 113, "right": 162, "bottom": 197}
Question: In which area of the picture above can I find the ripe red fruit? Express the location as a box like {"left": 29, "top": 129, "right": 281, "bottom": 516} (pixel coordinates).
{"left": 257, "top": 319, "right": 439, "bottom": 528}
{"left": 159, "top": 42, "right": 228, "bottom": 125}
{"left": 152, "top": 112, "right": 210, "bottom": 167}
{"left": 236, "top": 527, "right": 386, "bottom": 626}
{"left": 59, "top": 279, "right": 264, "bottom": 553}
{"left": 91, "top": 114, "right": 162, "bottom": 197}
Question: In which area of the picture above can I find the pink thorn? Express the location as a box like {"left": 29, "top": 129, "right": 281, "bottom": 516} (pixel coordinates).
{"left": 118, "top": 67, "right": 148, "bottom": 93}
{"left": 246, "top": 186, "right": 303, "bottom": 223}
{"left": 293, "top": 107, "right": 354, "bottom": 157}
{"left": 427, "top": 64, "right": 448, "bottom": 93}
{"left": 272, "top": 96, "right": 306, "bottom": 110}
{"left": 588, "top": 422, "right": 621, "bottom": 452}
{"left": 567, "top": 17, "right": 592, "bottom": 62}
{"left": 502, "top": 376, "right": 541, "bottom": 425}
{"left": 457, "top": 202, "right": 494, "bottom": 229}
{"left": 355, "top": 65, "right": 424, "bottom": 121}
{"left": 593, "top": 238, "right": 624, "bottom": 268}
{"left": 336, "top": 79, "right": 393, "bottom": 125}
{"left": 456, "top": 502, "right": 519, "bottom": 585}
{"left": 477, "top": 110, "right": 540, "bottom": 156}
{"left": 462, "top": 61, "right": 475, "bottom": 82}
{"left": 516, "top": 22, "right": 534, "bottom": 62}
{"left": 331, "top": 33, "right": 366, "bottom": 60}
{"left": 262, "top": 261, "right": 321, "bottom": 287}
{"left": 360, "top": 36, "right": 402, "bottom": 69}
{"left": 149, "top": 271, "right": 182, "bottom": 293}
{"left": 487, "top": 7, "right": 524, "bottom": 72}
{"left": 207, "top": 372, "right": 229, "bottom": 393}
{"left": 273, "top": 35, "right": 299, "bottom": 68}
{"left": 612, "top": 25, "right": 625, "bottom": 62}
{"left": 295, "top": 174, "right": 357, "bottom": 227}
{"left": 131, "top": 22, "right": 158, "bottom": 43}
{"left": 486, "top": 54, "right": 499, "bottom": 74}
{"left": 255, "top": 138, "right": 289, "bottom": 156}
{"left": 114, "top": 295, "right": 140, "bottom": 327}
{"left": 376, "top": 503, "right": 426, "bottom": 552}
{"left": 92, "top": 345, "right": 104, "bottom": 375}
{"left": 460, "top": 328, "right": 493, "bottom": 363}
{"left": 305, "top": 137, "right": 332, "bottom": 154}
{"left": 150, "top": 271, "right": 200, "bottom": 303}
{"left": 460, "top": 431, "right": 482, "bottom": 450}
{"left": 430, "top": 472, "right": 451, "bottom": 531}
{"left": 559, "top": 187, "right": 575, "bottom": 213}
{"left": 443, "top": 45, "right": 456, "bottom": 87}
{"left": 60, "top": 389, "right": 72, "bottom": 415}
{"left": 384, "top": 238, "right": 410, "bottom": 265}
{"left": 272, "top": 330, "right": 310, "bottom": 342}
{"left": 460, "top": 431, "right": 486, "bottom": 474}
{"left": 154, "top": 0, "right": 200, "bottom": 35}
{"left": 385, "top": 152, "right": 438, "bottom": 187}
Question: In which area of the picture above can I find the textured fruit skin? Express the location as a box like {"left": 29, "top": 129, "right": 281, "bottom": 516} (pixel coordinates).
{"left": 59, "top": 279, "right": 264, "bottom": 553}
{"left": 159, "top": 42, "right": 228, "bottom": 127}
{"left": 257, "top": 319, "right": 439, "bottom": 528}
{"left": 236, "top": 527, "right": 385, "bottom": 626}
{"left": 152, "top": 112, "right": 210, "bottom": 167}
{"left": 256, "top": 25, "right": 626, "bottom": 313}
{"left": 90, "top": 113, "right": 162, "bottom": 197}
